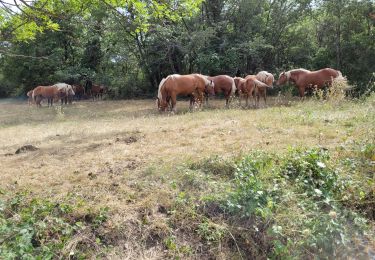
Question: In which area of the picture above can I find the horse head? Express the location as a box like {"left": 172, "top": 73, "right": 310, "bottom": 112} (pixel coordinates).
{"left": 276, "top": 72, "right": 289, "bottom": 86}
{"left": 68, "top": 85, "right": 75, "bottom": 96}
{"left": 206, "top": 79, "right": 215, "bottom": 96}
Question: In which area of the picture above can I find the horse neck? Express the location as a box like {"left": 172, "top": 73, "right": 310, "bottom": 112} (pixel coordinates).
{"left": 289, "top": 70, "right": 302, "bottom": 82}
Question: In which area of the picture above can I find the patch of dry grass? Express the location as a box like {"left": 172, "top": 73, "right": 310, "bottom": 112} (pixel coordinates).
{"left": 0, "top": 96, "right": 374, "bottom": 258}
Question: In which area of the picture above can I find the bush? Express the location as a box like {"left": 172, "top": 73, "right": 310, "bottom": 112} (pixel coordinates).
{"left": 0, "top": 192, "right": 108, "bottom": 259}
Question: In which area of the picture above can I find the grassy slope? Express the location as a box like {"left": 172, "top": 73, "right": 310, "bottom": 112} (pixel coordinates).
{"left": 0, "top": 96, "right": 374, "bottom": 258}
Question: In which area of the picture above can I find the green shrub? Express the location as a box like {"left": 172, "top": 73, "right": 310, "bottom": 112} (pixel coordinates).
{"left": 0, "top": 192, "right": 108, "bottom": 259}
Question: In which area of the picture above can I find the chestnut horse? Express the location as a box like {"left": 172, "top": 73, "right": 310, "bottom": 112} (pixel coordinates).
{"left": 207, "top": 75, "right": 236, "bottom": 107}
{"left": 276, "top": 68, "right": 342, "bottom": 97}
{"left": 255, "top": 71, "right": 274, "bottom": 107}
{"left": 158, "top": 74, "right": 214, "bottom": 112}
{"left": 234, "top": 76, "right": 271, "bottom": 108}
{"left": 32, "top": 86, "right": 66, "bottom": 107}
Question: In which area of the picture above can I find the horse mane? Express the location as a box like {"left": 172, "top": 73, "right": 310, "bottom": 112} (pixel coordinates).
{"left": 256, "top": 71, "right": 274, "bottom": 85}
{"left": 157, "top": 78, "right": 166, "bottom": 100}
{"left": 256, "top": 71, "right": 269, "bottom": 82}
{"left": 285, "top": 68, "right": 310, "bottom": 81}
{"left": 194, "top": 74, "right": 210, "bottom": 85}
{"left": 230, "top": 77, "right": 236, "bottom": 95}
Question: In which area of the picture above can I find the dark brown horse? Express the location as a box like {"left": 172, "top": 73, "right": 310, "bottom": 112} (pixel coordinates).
{"left": 32, "top": 86, "right": 66, "bottom": 107}
{"left": 73, "top": 84, "right": 85, "bottom": 100}
{"left": 207, "top": 75, "right": 236, "bottom": 107}
{"left": 157, "top": 74, "right": 214, "bottom": 112}
{"left": 91, "top": 84, "right": 107, "bottom": 100}
{"left": 276, "top": 68, "right": 342, "bottom": 97}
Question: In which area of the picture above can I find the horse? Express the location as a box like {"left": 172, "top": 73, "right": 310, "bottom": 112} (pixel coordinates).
{"left": 73, "top": 84, "right": 85, "bottom": 100}
{"left": 32, "top": 85, "right": 66, "bottom": 107}
{"left": 90, "top": 84, "right": 107, "bottom": 100}
{"left": 255, "top": 71, "right": 275, "bottom": 107}
{"left": 157, "top": 74, "right": 215, "bottom": 113}
{"left": 53, "top": 83, "right": 75, "bottom": 105}
{"left": 276, "top": 68, "right": 343, "bottom": 97}
{"left": 206, "top": 75, "right": 236, "bottom": 107}
{"left": 27, "top": 90, "right": 34, "bottom": 105}
{"left": 234, "top": 76, "right": 271, "bottom": 108}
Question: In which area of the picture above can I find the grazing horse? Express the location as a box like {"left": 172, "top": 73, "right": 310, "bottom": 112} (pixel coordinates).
{"left": 276, "top": 68, "right": 343, "bottom": 97}
{"left": 27, "top": 90, "right": 34, "bottom": 105}
{"left": 158, "top": 74, "right": 215, "bottom": 112}
{"left": 234, "top": 76, "right": 271, "bottom": 108}
{"left": 32, "top": 86, "right": 66, "bottom": 107}
{"left": 255, "top": 71, "right": 275, "bottom": 107}
{"left": 53, "top": 83, "right": 75, "bottom": 105}
{"left": 91, "top": 84, "right": 107, "bottom": 100}
{"left": 73, "top": 84, "right": 85, "bottom": 100}
{"left": 207, "top": 75, "right": 236, "bottom": 107}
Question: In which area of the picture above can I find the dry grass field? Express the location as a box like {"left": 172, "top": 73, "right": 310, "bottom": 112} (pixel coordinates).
{"left": 0, "top": 95, "right": 374, "bottom": 259}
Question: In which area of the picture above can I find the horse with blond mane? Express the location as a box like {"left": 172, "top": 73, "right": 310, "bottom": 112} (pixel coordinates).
{"left": 157, "top": 74, "right": 214, "bottom": 112}
{"left": 255, "top": 71, "right": 274, "bottom": 106}
{"left": 32, "top": 85, "right": 66, "bottom": 107}
{"left": 276, "top": 68, "right": 343, "bottom": 97}
{"left": 53, "top": 83, "right": 75, "bottom": 105}
{"left": 234, "top": 75, "right": 272, "bottom": 108}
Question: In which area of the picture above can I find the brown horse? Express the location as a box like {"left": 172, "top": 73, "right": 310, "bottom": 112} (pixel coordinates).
{"left": 158, "top": 74, "right": 214, "bottom": 112}
{"left": 234, "top": 76, "right": 271, "bottom": 108}
{"left": 207, "top": 75, "right": 236, "bottom": 107}
{"left": 32, "top": 86, "right": 66, "bottom": 107}
{"left": 276, "top": 68, "right": 342, "bottom": 97}
{"left": 73, "top": 84, "right": 85, "bottom": 100}
{"left": 255, "top": 71, "right": 274, "bottom": 107}
{"left": 91, "top": 84, "right": 107, "bottom": 100}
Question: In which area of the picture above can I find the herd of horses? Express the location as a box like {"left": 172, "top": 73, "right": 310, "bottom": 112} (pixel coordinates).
{"left": 27, "top": 83, "right": 108, "bottom": 107}
{"left": 157, "top": 68, "right": 343, "bottom": 112}
{"left": 26, "top": 67, "right": 343, "bottom": 111}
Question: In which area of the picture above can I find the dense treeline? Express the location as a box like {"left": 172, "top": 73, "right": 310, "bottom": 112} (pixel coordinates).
{"left": 0, "top": 0, "right": 374, "bottom": 98}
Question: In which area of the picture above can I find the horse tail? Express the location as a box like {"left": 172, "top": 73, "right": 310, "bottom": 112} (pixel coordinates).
{"left": 230, "top": 77, "right": 236, "bottom": 96}
{"left": 336, "top": 70, "right": 344, "bottom": 80}
{"left": 254, "top": 79, "right": 272, "bottom": 89}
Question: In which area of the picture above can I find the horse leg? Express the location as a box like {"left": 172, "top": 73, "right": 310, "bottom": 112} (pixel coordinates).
{"left": 189, "top": 96, "right": 194, "bottom": 110}
{"left": 199, "top": 92, "right": 204, "bottom": 109}
{"left": 263, "top": 93, "right": 267, "bottom": 107}
{"left": 171, "top": 94, "right": 177, "bottom": 113}
{"left": 298, "top": 86, "right": 305, "bottom": 99}
{"left": 245, "top": 94, "right": 249, "bottom": 108}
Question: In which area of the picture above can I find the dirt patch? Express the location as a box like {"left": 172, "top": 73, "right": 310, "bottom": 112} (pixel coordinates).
{"left": 15, "top": 145, "right": 39, "bottom": 154}
{"left": 116, "top": 136, "right": 138, "bottom": 144}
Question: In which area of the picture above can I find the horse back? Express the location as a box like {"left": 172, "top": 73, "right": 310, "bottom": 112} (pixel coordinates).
{"left": 208, "top": 75, "right": 233, "bottom": 94}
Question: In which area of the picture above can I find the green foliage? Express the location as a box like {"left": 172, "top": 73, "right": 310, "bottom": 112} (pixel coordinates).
{"left": 196, "top": 220, "right": 226, "bottom": 244}
{"left": 281, "top": 148, "right": 343, "bottom": 197}
{"left": 0, "top": 192, "right": 108, "bottom": 259}
{"left": 206, "top": 148, "right": 375, "bottom": 258}
{"left": 0, "top": 0, "right": 374, "bottom": 97}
